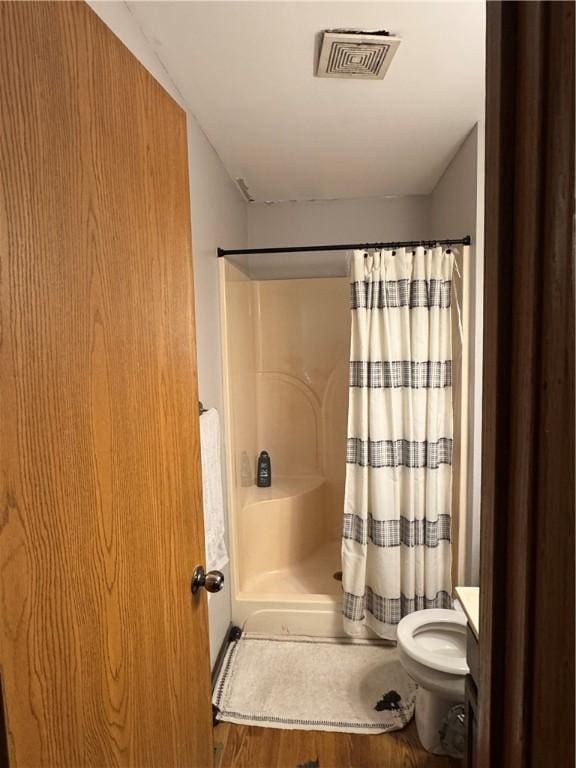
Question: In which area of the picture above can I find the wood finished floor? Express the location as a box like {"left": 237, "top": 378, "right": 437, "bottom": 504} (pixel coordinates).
{"left": 214, "top": 721, "right": 460, "bottom": 768}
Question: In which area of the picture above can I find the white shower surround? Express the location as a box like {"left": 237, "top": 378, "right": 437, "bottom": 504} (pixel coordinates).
{"left": 219, "top": 261, "right": 353, "bottom": 637}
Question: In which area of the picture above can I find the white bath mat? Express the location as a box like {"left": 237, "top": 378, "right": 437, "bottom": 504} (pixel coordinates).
{"left": 213, "top": 633, "right": 416, "bottom": 734}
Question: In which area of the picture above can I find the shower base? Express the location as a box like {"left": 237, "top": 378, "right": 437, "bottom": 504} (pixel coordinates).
{"left": 235, "top": 540, "right": 346, "bottom": 637}
{"left": 230, "top": 476, "right": 375, "bottom": 638}
{"left": 242, "top": 540, "right": 341, "bottom": 595}
{"left": 235, "top": 543, "right": 376, "bottom": 639}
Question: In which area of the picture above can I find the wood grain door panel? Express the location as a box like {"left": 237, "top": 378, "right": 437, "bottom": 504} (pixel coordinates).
{"left": 0, "top": 2, "right": 213, "bottom": 765}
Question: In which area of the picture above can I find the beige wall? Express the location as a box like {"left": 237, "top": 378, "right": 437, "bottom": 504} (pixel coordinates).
{"left": 246, "top": 195, "right": 431, "bottom": 279}
{"left": 188, "top": 116, "right": 247, "bottom": 665}
{"left": 430, "top": 124, "right": 484, "bottom": 585}
{"left": 254, "top": 278, "right": 350, "bottom": 539}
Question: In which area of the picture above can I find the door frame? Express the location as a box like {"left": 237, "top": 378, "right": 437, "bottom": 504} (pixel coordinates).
{"left": 479, "top": 2, "right": 575, "bottom": 766}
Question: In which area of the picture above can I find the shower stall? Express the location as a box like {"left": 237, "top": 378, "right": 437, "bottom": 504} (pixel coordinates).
{"left": 219, "top": 250, "right": 469, "bottom": 637}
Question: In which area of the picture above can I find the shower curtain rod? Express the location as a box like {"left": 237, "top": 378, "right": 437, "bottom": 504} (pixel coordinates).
{"left": 217, "top": 235, "right": 470, "bottom": 257}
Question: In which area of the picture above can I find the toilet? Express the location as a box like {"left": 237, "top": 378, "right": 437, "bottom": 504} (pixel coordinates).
{"left": 397, "top": 608, "right": 469, "bottom": 755}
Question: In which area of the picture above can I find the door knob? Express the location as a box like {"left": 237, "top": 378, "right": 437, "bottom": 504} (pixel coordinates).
{"left": 191, "top": 565, "right": 225, "bottom": 594}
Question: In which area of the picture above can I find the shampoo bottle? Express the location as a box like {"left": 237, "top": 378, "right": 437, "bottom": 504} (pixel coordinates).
{"left": 257, "top": 450, "right": 271, "bottom": 487}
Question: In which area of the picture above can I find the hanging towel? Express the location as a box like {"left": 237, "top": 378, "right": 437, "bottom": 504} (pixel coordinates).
{"left": 200, "top": 408, "right": 229, "bottom": 572}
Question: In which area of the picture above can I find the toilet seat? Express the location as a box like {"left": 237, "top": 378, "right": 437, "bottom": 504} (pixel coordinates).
{"left": 397, "top": 608, "right": 469, "bottom": 676}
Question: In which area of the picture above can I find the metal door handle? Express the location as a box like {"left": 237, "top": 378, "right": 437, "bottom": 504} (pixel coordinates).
{"left": 191, "top": 565, "right": 225, "bottom": 594}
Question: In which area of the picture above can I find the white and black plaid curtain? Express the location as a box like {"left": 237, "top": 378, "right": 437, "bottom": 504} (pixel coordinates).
{"left": 342, "top": 246, "right": 454, "bottom": 639}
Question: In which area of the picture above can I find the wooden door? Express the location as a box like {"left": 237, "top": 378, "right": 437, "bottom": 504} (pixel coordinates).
{"left": 0, "top": 2, "right": 213, "bottom": 766}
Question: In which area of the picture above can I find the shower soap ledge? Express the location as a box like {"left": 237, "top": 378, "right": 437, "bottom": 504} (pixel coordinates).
{"left": 245, "top": 475, "right": 325, "bottom": 505}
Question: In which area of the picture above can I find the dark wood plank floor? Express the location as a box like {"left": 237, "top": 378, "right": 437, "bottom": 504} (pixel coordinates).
{"left": 214, "top": 721, "right": 460, "bottom": 768}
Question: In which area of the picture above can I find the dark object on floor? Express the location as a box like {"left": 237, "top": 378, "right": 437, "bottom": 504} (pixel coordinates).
{"left": 439, "top": 704, "right": 466, "bottom": 759}
{"left": 215, "top": 720, "right": 460, "bottom": 767}
{"left": 230, "top": 625, "right": 243, "bottom": 641}
{"left": 297, "top": 760, "right": 319, "bottom": 768}
{"left": 333, "top": 571, "right": 342, "bottom": 581}
{"left": 375, "top": 690, "right": 402, "bottom": 711}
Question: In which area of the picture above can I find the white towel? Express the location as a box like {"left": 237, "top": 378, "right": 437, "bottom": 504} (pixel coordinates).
{"left": 200, "top": 408, "right": 229, "bottom": 572}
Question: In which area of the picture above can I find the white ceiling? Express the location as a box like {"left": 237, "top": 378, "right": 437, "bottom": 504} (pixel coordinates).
{"left": 127, "top": 1, "right": 485, "bottom": 203}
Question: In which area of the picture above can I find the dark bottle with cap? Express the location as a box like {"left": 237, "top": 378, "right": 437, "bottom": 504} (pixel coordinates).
{"left": 257, "top": 451, "right": 271, "bottom": 488}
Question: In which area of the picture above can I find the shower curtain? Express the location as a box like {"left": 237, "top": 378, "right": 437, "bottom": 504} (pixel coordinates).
{"left": 342, "top": 246, "right": 454, "bottom": 639}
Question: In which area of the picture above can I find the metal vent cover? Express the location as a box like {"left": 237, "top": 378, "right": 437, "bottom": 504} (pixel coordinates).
{"left": 316, "top": 30, "right": 401, "bottom": 80}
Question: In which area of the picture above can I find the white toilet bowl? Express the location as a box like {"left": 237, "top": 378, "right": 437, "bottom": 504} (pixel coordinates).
{"left": 397, "top": 608, "right": 469, "bottom": 755}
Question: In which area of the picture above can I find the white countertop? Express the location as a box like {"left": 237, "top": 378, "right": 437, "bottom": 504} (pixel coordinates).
{"left": 455, "top": 586, "right": 479, "bottom": 639}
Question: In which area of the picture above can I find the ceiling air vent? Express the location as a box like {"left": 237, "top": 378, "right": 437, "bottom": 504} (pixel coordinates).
{"left": 316, "top": 29, "right": 401, "bottom": 80}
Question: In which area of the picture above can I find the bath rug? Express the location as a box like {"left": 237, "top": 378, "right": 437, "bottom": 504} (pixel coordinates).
{"left": 212, "top": 633, "right": 416, "bottom": 734}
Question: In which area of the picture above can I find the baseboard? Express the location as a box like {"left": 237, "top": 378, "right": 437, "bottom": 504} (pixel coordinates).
{"left": 211, "top": 624, "right": 243, "bottom": 727}
{"left": 211, "top": 623, "right": 242, "bottom": 691}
